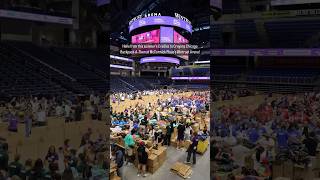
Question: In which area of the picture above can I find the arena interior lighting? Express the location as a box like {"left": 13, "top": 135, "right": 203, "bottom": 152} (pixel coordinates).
{"left": 0, "top": 9, "right": 73, "bottom": 25}
{"left": 171, "top": 77, "right": 210, "bottom": 80}
{"left": 110, "top": 64, "right": 133, "bottom": 70}
{"left": 110, "top": 55, "right": 133, "bottom": 62}
{"left": 212, "top": 48, "right": 320, "bottom": 56}
{"left": 194, "top": 61, "right": 210, "bottom": 64}
{"left": 140, "top": 56, "right": 180, "bottom": 64}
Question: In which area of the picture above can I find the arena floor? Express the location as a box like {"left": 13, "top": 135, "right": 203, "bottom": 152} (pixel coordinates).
{"left": 111, "top": 91, "right": 210, "bottom": 180}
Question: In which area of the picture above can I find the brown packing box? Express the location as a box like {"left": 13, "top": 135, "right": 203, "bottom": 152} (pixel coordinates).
{"left": 192, "top": 123, "right": 200, "bottom": 132}
{"left": 142, "top": 140, "right": 152, "bottom": 148}
{"left": 152, "top": 148, "right": 162, "bottom": 156}
{"left": 195, "top": 117, "right": 201, "bottom": 123}
{"left": 134, "top": 158, "right": 139, "bottom": 168}
{"left": 161, "top": 127, "right": 167, "bottom": 134}
{"left": 173, "top": 128, "right": 178, "bottom": 137}
{"left": 184, "top": 140, "right": 192, "bottom": 149}
{"left": 171, "top": 139, "right": 177, "bottom": 147}
{"left": 273, "top": 178, "right": 291, "bottom": 180}
{"left": 282, "top": 161, "right": 293, "bottom": 179}
{"left": 272, "top": 162, "right": 284, "bottom": 178}
{"left": 244, "top": 155, "right": 254, "bottom": 170}
{"left": 148, "top": 162, "right": 160, "bottom": 174}
{"left": 171, "top": 135, "right": 177, "bottom": 141}
{"left": 110, "top": 162, "right": 117, "bottom": 169}
{"left": 110, "top": 170, "right": 117, "bottom": 180}
{"left": 109, "top": 162, "right": 118, "bottom": 180}
{"left": 170, "top": 162, "right": 192, "bottom": 179}
{"left": 110, "top": 175, "right": 121, "bottom": 180}
{"left": 147, "top": 154, "right": 159, "bottom": 167}
{"left": 157, "top": 146, "right": 167, "bottom": 164}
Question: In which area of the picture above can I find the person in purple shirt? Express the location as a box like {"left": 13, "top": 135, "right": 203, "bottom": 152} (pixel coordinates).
{"left": 8, "top": 113, "right": 18, "bottom": 132}
{"left": 185, "top": 132, "right": 199, "bottom": 164}
{"left": 276, "top": 126, "right": 289, "bottom": 149}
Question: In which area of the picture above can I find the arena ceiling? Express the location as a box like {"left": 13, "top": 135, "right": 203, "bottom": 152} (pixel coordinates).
{"left": 108, "top": 0, "right": 209, "bottom": 35}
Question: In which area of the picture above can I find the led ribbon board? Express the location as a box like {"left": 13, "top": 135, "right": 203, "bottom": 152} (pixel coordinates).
{"left": 110, "top": 64, "right": 133, "bottom": 70}
{"left": 129, "top": 16, "right": 192, "bottom": 34}
{"left": 271, "top": 0, "right": 320, "bottom": 6}
{"left": 171, "top": 77, "right": 210, "bottom": 80}
{"left": 140, "top": 56, "right": 180, "bottom": 64}
{"left": 210, "top": 0, "right": 222, "bottom": 9}
{"left": 0, "top": 10, "right": 73, "bottom": 25}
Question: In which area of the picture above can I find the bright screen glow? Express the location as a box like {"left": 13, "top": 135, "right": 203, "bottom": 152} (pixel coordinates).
{"left": 131, "top": 29, "right": 160, "bottom": 44}
{"left": 174, "top": 31, "right": 189, "bottom": 60}
{"left": 174, "top": 31, "right": 189, "bottom": 44}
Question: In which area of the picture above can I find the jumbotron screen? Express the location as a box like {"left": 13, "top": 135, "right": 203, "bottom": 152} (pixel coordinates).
{"left": 130, "top": 29, "right": 189, "bottom": 60}
{"left": 131, "top": 29, "right": 160, "bottom": 44}
{"left": 174, "top": 31, "right": 189, "bottom": 60}
{"left": 174, "top": 31, "right": 189, "bottom": 44}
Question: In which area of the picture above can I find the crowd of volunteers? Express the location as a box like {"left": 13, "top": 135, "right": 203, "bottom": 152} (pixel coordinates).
{"left": 0, "top": 94, "right": 109, "bottom": 179}
{"left": 212, "top": 91, "right": 320, "bottom": 179}
{"left": 110, "top": 89, "right": 210, "bottom": 179}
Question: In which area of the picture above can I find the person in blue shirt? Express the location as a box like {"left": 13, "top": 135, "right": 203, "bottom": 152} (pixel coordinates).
{"left": 258, "top": 124, "right": 267, "bottom": 135}
{"left": 288, "top": 124, "right": 301, "bottom": 145}
{"left": 247, "top": 127, "right": 260, "bottom": 144}
{"left": 276, "top": 126, "right": 289, "bottom": 149}
{"left": 217, "top": 123, "right": 228, "bottom": 137}
{"left": 231, "top": 123, "right": 239, "bottom": 137}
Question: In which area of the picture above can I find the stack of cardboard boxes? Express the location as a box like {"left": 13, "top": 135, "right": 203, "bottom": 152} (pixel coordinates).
{"left": 110, "top": 162, "right": 121, "bottom": 180}
{"left": 147, "top": 153, "right": 159, "bottom": 173}
{"left": 184, "top": 140, "right": 192, "bottom": 149}
{"left": 147, "top": 146, "right": 167, "bottom": 173}
{"left": 171, "top": 128, "right": 178, "bottom": 147}
{"left": 133, "top": 145, "right": 167, "bottom": 174}
{"left": 113, "top": 136, "right": 125, "bottom": 148}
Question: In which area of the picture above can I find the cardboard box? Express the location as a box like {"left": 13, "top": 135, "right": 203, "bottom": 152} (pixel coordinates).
{"left": 274, "top": 178, "right": 290, "bottom": 180}
{"left": 157, "top": 146, "right": 167, "bottom": 164}
{"left": 173, "top": 128, "right": 178, "bottom": 138}
{"left": 283, "top": 161, "right": 293, "bottom": 179}
{"left": 148, "top": 162, "right": 160, "bottom": 174}
{"left": 142, "top": 140, "right": 152, "bottom": 148}
{"left": 244, "top": 155, "right": 254, "bottom": 170}
{"left": 272, "top": 162, "right": 283, "bottom": 178}
{"left": 184, "top": 140, "right": 192, "bottom": 149}
{"left": 134, "top": 158, "right": 139, "bottom": 168}
{"left": 170, "top": 162, "right": 192, "bottom": 179}
{"left": 147, "top": 154, "right": 159, "bottom": 167}
{"left": 109, "top": 162, "right": 118, "bottom": 180}
{"left": 110, "top": 175, "right": 121, "bottom": 180}
{"left": 192, "top": 123, "right": 200, "bottom": 132}
{"left": 171, "top": 140, "right": 177, "bottom": 147}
